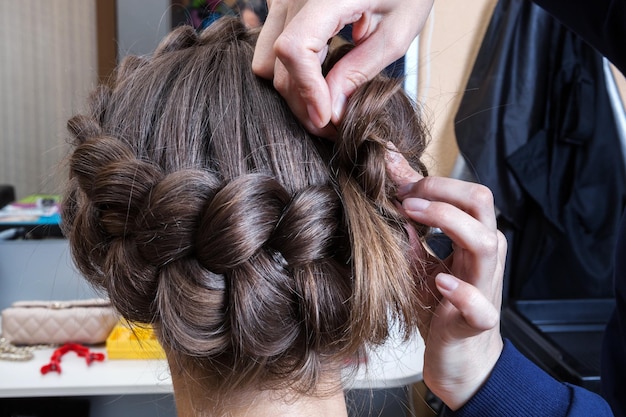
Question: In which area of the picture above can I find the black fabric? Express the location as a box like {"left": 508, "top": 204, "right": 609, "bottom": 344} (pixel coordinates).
{"left": 532, "top": 0, "right": 626, "bottom": 75}
{"left": 455, "top": 0, "right": 626, "bottom": 299}
{"left": 528, "top": 2, "right": 626, "bottom": 414}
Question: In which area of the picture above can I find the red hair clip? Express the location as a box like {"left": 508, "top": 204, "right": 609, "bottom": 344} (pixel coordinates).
{"left": 40, "top": 343, "right": 105, "bottom": 375}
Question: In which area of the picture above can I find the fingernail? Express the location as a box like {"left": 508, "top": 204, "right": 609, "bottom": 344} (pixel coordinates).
{"left": 436, "top": 274, "right": 459, "bottom": 292}
{"left": 403, "top": 197, "right": 430, "bottom": 212}
{"left": 332, "top": 93, "right": 346, "bottom": 122}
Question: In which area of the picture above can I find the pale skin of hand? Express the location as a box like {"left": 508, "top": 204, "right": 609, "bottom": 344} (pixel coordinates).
{"left": 252, "top": 0, "right": 434, "bottom": 136}
{"left": 386, "top": 149, "right": 507, "bottom": 411}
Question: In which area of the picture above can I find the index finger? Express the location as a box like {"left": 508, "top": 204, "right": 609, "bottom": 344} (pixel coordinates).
{"left": 271, "top": 2, "right": 373, "bottom": 128}
{"left": 252, "top": 0, "right": 290, "bottom": 79}
{"left": 402, "top": 177, "right": 498, "bottom": 232}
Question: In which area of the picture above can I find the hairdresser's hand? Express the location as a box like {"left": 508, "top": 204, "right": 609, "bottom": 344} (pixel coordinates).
{"left": 386, "top": 151, "right": 506, "bottom": 411}
{"left": 252, "top": 0, "right": 433, "bottom": 136}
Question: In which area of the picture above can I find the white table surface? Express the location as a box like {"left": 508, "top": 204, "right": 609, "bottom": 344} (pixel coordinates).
{"left": 0, "top": 329, "right": 423, "bottom": 398}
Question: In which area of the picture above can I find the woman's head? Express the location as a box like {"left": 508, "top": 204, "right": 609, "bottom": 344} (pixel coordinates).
{"left": 63, "top": 17, "right": 428, "bottom": 398}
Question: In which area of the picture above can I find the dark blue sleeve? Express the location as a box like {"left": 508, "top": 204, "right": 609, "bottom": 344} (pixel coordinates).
{"left": 446, "top": 340, "right": 614, "bottom": 417}
{"left": 602, "top": 210, "right": 626, "bottom": 416}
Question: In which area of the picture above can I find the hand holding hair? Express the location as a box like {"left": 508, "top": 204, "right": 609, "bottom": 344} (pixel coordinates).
{"left": 252, "top": 0, "right": 434, "bottom": 136}
{"left": 386, "top": 149, "right": 507, "bottom": 411}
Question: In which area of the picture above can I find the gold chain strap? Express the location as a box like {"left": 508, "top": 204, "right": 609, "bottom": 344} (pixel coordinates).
{"left": 0, "top": 336, "right": 55, "bottom": 361}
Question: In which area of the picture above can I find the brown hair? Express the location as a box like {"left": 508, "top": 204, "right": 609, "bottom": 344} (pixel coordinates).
{"left": 63, "top": 17, "right": 428, "bottom": 397}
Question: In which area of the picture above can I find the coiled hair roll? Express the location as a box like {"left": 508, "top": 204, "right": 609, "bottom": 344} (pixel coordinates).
{"left": 63, "top": 17, "right": 429, "bottom": 396}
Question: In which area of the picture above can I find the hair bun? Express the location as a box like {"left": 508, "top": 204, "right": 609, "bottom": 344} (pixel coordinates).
{"left": 269, "top": 185, "right": 342, "bottom": 267}
{"left": 195, "top": 174, "right": 291, "bottom": 274}
{"left": 153, "top": 25, "right": 198, "bottom": 58}
{"left": 135, "top": 169, "right": 221, "bottom": 266}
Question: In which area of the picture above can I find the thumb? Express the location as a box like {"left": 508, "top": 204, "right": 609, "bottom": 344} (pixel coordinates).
{"left": 326, "top": 43, "right": 396, "bottom": 124}
{"left": 327, "top": 17, "right": 414, "bottom": 125}
{"left": 435, "top": 274, "right": 500, "bottom": 331}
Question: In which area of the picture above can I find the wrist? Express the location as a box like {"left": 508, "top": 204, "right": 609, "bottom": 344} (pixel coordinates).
{"left": 423, "top": 335, "right": 504, "bottom": 410}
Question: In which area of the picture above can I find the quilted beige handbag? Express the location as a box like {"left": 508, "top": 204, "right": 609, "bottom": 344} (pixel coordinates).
{"left": 1, "top": 298, "right": 118, "bottom": 346}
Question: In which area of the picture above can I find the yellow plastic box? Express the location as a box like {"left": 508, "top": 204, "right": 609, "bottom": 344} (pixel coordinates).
{"left": 105, "top": 321, "right": 166, "bottom": 360}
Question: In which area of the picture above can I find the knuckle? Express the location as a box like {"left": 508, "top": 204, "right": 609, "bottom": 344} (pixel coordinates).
{"left": 469, "top": 184, "right": 495, "bottom": 207}
{"left": 466, "top": 297, "right": 500, "bottom": 330}
{"left": 272, "top": 73, "right": 289, "bottom": 95}
{"left": 417, "top": 176, "right": 439, "bottom": 195}
{"left": 297, "top": 84, "right": 319, "bottom": 102}
{"left": 273, "top": 34, "right": 300, "bottom": 63}
{"left": 477, "top": 232, "right": 499, "bottom": 255}
{"left": 484, "top": 307, "right": 501, "bottom": 329}
{"left": 343, "top": 69, "right": 370, "bottom": 92}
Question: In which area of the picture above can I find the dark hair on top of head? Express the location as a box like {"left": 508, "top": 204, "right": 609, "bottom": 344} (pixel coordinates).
{"left": 63, "top": 17, "right": 429, "bottom": 396}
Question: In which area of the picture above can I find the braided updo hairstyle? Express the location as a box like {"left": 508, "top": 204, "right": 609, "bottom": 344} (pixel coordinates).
{"left": 63, "top": 17, "right": 429, "bottom": 396}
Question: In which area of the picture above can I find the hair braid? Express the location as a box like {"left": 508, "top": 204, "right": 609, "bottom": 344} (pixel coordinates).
{"left": 63, "top": 16, "right": 431, "bottom": 398}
